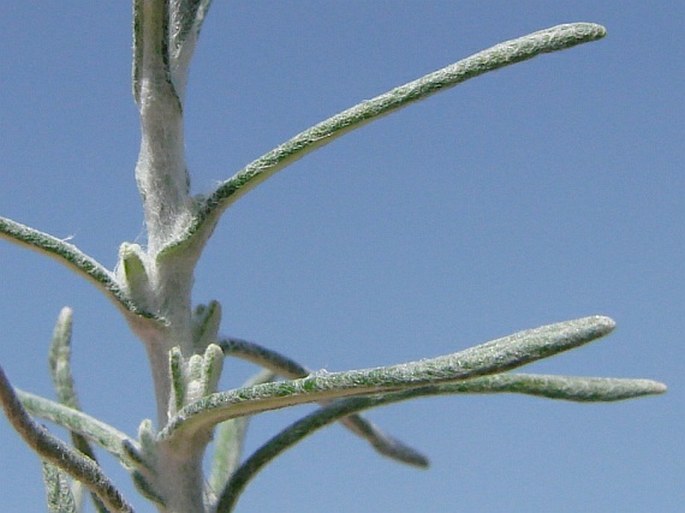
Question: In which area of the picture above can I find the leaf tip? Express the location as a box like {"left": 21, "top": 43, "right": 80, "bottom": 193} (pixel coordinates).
{"left": 594, "top": 315, "right": 616, "bottom": 332}
{"left": 650, "top": 381, "right": 668, "bottom": 395}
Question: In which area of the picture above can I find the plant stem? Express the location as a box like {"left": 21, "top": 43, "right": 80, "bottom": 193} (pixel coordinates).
{"left": 133, "top": 0, "right": 191, "bottom": 253}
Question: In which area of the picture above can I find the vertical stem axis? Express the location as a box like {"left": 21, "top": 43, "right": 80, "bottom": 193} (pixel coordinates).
{"left": 134, "top": 0, "right": 191, "bottom": 253}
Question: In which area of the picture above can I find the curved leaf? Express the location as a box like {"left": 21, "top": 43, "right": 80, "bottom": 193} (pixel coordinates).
{"left": 0, "top": 216, "right": 159, "bottom": 321}
{"left": 0, "top": 365, "right": 134, "bottom": 513}
{"left": 17, "top": 389, "right": 138, "bottom": 465}
{"left": 221, "top": 336, "right": 428, "bottom": 467}
{"left": 215, "top": 371, "right": 665, "bottom": 513}
{"left": 160, "top": 316, "right": 615, "bottom": 442}
{"left": 160, "top": 22, "right": 606, "bottom": 256}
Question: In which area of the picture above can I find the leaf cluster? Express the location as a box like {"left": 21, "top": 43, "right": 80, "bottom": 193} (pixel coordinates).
{"left": 0, "top": 3, "right": 666, "bottom": 513}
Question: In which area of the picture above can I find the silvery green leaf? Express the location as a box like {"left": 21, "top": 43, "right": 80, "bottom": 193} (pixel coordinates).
{"left": 159, "top": 23, "right": 607, "bottom": 258}
{"left": 168, "top": 0, "right": 213, "bottom": 98}
{"left": 47, "top": 309, "right": 109, "bottom": 513}
{"left": 200, "top": 343, "right": 224, "bottom": 396}
{"left": 0, "top": 216, "right": 157, "bottom": 321}
{"left": 117, "top": 243, "right": 153, "bottom": 311}
{"left": 42, "top": 461, "right": 77, "bottom": 513}
{"left": 192, "top": 301, "right": 222, "bottom": 353}
{"left": 1, "top": 366, "right": 134, "bottom": 513}
{"left": 160, "top": 316, "right": 616, "bottom": 442}
{"left": 168, "top": 347, "right": 186, "bottom": 416}
{"left": 221, "top": 336, "right": 429, "bottom": 467}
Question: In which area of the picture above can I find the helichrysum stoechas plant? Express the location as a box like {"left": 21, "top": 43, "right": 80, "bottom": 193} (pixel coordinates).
{"left": 0, "top": 3, "right": 667, "bottom": 513}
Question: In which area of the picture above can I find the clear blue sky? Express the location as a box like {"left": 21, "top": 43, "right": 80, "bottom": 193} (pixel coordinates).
{"left": 1, "top": 2, "right": 682, "bottom": 512}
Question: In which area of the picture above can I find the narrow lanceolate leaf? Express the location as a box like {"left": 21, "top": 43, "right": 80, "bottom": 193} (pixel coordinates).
{"left": 169, "top": 347, "right": 187, "bottom": 415}
{"left": 221, "top": 336, "right": 429, "bottom": 467}
{"left": 0, "top": 216, "right": 157, "bottom": 321}
{"left": 160, "top": 22, "right": 607, "bottom": 256}
{"left": 439, "top": 373, "right": 667, "bottom": 401}
{"left": 215, "top": 372, "right": 666, "bottom": 513}
{"left": 167, "top": 0, "right": 213, "bottom": 98}
{"left": 48, "top": 308, "right": 109, "bottom": 513}
{"left": 48, "top": 308, "right": 77, "bottom": 409}
{"left": 0, "top": 365, "right": 134, "bottom": 513}
{"left": 17, "top": 389, "right": 138, "bottom": 465}
{"left": 200, "top": 343, "right": 224, "bottom": 396}
{"left": 117, "top": 243, "right": 153, "bottom": 312}
{"left": 42, "top": 461, "right": 77, "bottom": 513}
{"left": 207, "top": 370, "right": 275, "bottom": 508}
{"left": 160, "top": 316, "right": 615, "bottom": 442}
{"left": 192, "top": 301, "right": 222, "bottom": 353}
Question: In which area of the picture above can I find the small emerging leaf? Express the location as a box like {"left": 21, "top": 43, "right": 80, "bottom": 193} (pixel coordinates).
{"left": 208, "top": 369, "right": 275, "bottom": 508}
{"left": 187, "top": 354, "right": 203, "bottom": 382}
{"left": 200, "top": 344, "right": 224, "bottom": 397}
{"left": 48, "top": 308, "right": 76, "bottom": 409}
{"left": 192, "top": 301, "right": 222, "bottom": 353}
{"left": 42, "top": 461, "right": 77, "bottom": 513}
{"left": 117, "top": 243, "right": 152, "bottom": 309}
{"left": 169, "top": 347, "right": 186, "bottom": 416}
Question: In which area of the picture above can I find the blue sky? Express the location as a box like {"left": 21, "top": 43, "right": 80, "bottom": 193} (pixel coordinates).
{"left": 0, "top": 2, "right": 682, "bottom": 512}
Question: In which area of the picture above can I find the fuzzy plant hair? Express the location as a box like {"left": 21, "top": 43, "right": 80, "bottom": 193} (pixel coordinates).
{"left": 0, "top": 3, "right": 666, "bottom": 513}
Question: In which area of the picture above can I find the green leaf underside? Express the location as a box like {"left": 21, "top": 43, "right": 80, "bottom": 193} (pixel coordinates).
{"left": 48, "top": 308, "right": 110, "bottom": 513}
{"left": 215, "top": 372, "right": 665, "bottom": 512}
{"left": 160, "top": 316, "right": 618, "bottom": 441}
{"left": 42, "top": 461, "right": 78, "bottom": 513}
{"left": 222, "top": 336, "right": 430, "bottom": 467}
{"left": 17, "top": 389, "right": 137, "bottom": 464}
